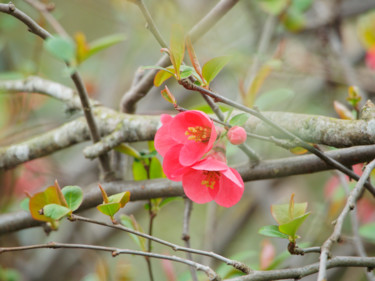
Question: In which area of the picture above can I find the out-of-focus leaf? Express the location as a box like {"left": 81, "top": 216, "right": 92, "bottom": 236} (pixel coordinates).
{"left": 20, "top": 198, "right": 30, "bottom": 212}
{"left": 85, "top": 33, "right": 126, "bottom": 61}
{"left": 278, "top": 212, "right": 310, "bottom": 241}
{"left": 169, "top": 24, "right": 185, "bottom": 79}
{"left": 359, "top": 222, "right": 375, "bottom": 243}
{"left": 258, "top": 225, "right": 290, "bottom": 239}
{"left": 74, "top": 32, "right": 89, "bottom": 64}
{"left": 0, "top": 72, "right": 24, "bottom": 80}
{"left": 43, "top": 203, "right": 71, "bottom": 220}
{"left": 62, "top": 185, "right": 83, "bottom": 211}
{"left": 282, "top": 7, "right": 305, "bottom": 32}
{"left": 229, "top": 113, "right": 250, "bottom": 126}
{"left": 347, "top": 86, "right": 362, "bottom": 108}
{"left": 289, "top": 146, "right": 308, "bottom": 155}
{"left": 120, "top": 214, "right": 147, "bottom": 251}
{"left": 257, "top": 0, "right": 289, "bottom": 15}
{"left": 114, "top": 143, "right": 141, "bottom": 159}
{"left": 291, "top": 0, "right": 313, "bottom": 12}
{"left": 357, "top": 11, "right": 375, "bottom": 49}
{"left": 260, "top": 239, "right": 276, "bottom": 270}
{"left": 154, "top": 68, "right": 174, "bottom": 87}
{"left": 44, "top": 36, "right": 75, "bottom": 62}
{"left": 189, "top": 104, "right": 230, "bottom": 114}
{"left": 159, "top": 197, "right": 181, "bottom": 208}
{"left": 29, "top": 185, "right": 62, "bottom": 222}
{"left": 333, "top": 100, "right": 354, "bottom": 120}
{"left": 133, "top": 160, "right": 148, "bottom": 181}
{"left": 202, "top": 56, "right": 231, "bottom": 85}
{"left": 149, "top": 157, "right": 165, "bottom": 179}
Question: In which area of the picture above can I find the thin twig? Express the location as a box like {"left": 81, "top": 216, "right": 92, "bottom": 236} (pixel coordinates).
{"left": 0, "top": 3, "right": 113, "bottom": 180}
{"left": 317, "top": 159, "right": 375, "bottom": 281}
{"left": 0, "top": 242, "right": 219, "bottom": 281}
{"left": 226, "top": 256, "right": 375, "bottom": 281}
{"left": 178, "top": 79, "right": 375, "bottom": 196}
{"left": 69, "top": 214, "right": 250, "bottom": 274}
{"left": 146, "top": 199, "right": 156, "bottom": 281}
{"left": 182, "top": 198, "right": 198, "bottom": 281}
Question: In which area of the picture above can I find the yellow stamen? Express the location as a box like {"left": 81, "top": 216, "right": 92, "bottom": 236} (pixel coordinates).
{"left": 185, "top": 126, "right": 211, "bottom": 142}
{"left": 201, "top": 171, "right": 220, "bottom": 189}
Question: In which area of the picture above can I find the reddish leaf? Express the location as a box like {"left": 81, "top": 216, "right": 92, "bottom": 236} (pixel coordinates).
{"left": 29, "top": 185, "right": 62, "bottom": 222}
{"left": 186, "top": 36, "right": 205, "bottom": 84}
{"left": 260, "top": 240, "right": 276, "bottom": 270}
{"left": 154, "top": 67, "right": 174, "bottom": 87}
{"left": 161, "top": 86, "right": 177, "bottom": 105}
{"left": 333, "top": 100, "right": 354, "bottom": 120}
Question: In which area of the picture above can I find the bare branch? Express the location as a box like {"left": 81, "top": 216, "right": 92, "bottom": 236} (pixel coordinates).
{"left": 226, "top": 256, "right": 375, "bottom": 281}
{"left": 318, "top": 159, "right": 375, "bottom": 281}
{"left": 0, "top": 242, "right": 220, "bottom": 281}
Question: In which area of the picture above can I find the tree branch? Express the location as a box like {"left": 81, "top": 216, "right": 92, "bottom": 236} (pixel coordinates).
{"left": 226, "top": 256, "right": 375, "bottom": 281}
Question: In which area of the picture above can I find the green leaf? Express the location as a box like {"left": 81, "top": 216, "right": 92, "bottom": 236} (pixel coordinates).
{"left": 139, "top": 150, "right": 158, "bottom": 159}
{"left": 62, "top": 185, "right": 83, "bottom": 211}
{"left": 154, "top": 69, "right": 174, "bottom": 87}
{"left": 149, "top": 157, "right": 165, "bottom": 179}
{"left": 43, "top": 203, "right": 71, "bottom": 220}
{"left": 257, "top": 0, "right": 289, "bottom": 15}
{"left": 282, "top": 7, "right": 305, "bottom": 32}
{"left": 143, "top": 65, "right": 175, "bottom": 74}
{"left": 359, "top": 222, "right": 375, "bottom": 243}
{"left": 189, "top": 104, "right": 230, "bottom": 114}
{"left": 120, "top": 214, "right": 147, "bottom": 251}
{"left": 20, "top": 198, "right": 30, "bottom": 212}
{"left": 169, "top": 24, "right": 185, "bottom": 79}
{"left": 159, "top": 197, "right": 181, "bottom": 208}
{"left": 108, "top": 191, "right": 131, "bottom": 208}
{"left": 85, "top": 33, "right": 126, "bottom": 61}
{"left": 229, "top": 113, "right": 250, "bottom": 126}
{"left": 291, "top": 0, "right": 313, "bottom": 12}
{"left": 271, "top": 202, "right": 308, "bottom": 225}
{"left": 29, "top": 185, "right": 62, "bottom": 223}
{"left": 202, "top": 56, "right": 231, "bottom": 85}
{"left": 258, "top": 225, "right": 290, "bottom": 239}
{"left": 44, "top": 36, "right": 76, "bottom": 62}
{"left": 179, "top": 65, "right": 195, "bottom": 79}
{"left": 278, "top": 212, "right": 310, "bottom": 241}
{"left": 132, "top": 160, "right": 148, "bottom": 181}
{"left": 97, "top": 202, "right": 121, "bottom": 217}
{"left": 357, "top": 10, "right": 375, "bottom": 49}
{"left": 114, "top": 143, "right": 141, "bottom": 159}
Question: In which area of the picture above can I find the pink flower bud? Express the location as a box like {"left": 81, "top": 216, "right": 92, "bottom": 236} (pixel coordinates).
{"left": 227, "top": 126, "right": 247, "bottom": 145}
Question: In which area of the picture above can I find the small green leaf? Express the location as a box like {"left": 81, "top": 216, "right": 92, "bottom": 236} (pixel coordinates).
{"left": 29, "top": 185, "right": 62, "bottom": 223}
{"left": 62, "top": 185, "right": 83, "bottom": 211}
{"left": 20, "top": 198, "right": 30, "bottom": 212}
{"left": 114, "top": 143, "right": 141, "bottom": 159}
{"left": 279, "top": 212, "right": 310, "bottom": 241}
{"left": 120, "top": 214, "right": 147, "bottom": 251}
{"left": 149, "top": 157, "right": 165, "bottom": 179}
{"left": 154, "top": 69, "right": 174, "bottom": 87}
{"left": 271, "top": 202, "right": 308, "bottom": 225}
{"left": 161, "top": 86, "right": 177, "bottom": 105}
{"left": 169, "top": 24, "right": 185, "bottom": 79}
{"left": 179, "top": 65, "right": 195, "bottom": 79}
{"left": 258, "top": 225, "right": 290, "bottom": 239}
{"left": 85, "top": 33, "right": 126, "bottom": 61}
{"left": 45, "top": 36, "right": 75, "bottom": 62}
{"left": 108, "top": 191, "right": 131, "bottom": 208}
{"left": 143, "top": 65, "right": 175, "bottom": 74}
{"left": 132, "top": 160, "right": 148, "bottom": 181}
{"left": 229, "top": 113, "right": 250, "bottom": 126}
{"left": 139, "top": 150, "right": 158, "bottom": 159}
{"left": 43, "top": 204, "right": 71, "bottom": 220}
{"left": 159, "top": 197, "right": 181, "bottom": 208}
{"left": 202, "top": 56, "right": 231, "bottom": 85}
{"left": 359, "top": 222, "right": 375, "bottom": 243}
{"left": 97, "top": 202, "right": 121, "bottom": 217}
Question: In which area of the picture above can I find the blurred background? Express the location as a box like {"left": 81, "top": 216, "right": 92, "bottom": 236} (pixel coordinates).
{"left": 1, "top": 0, "right": 375, "bottom": 280}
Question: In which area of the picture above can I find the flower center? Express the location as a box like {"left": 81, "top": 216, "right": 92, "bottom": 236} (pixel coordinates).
{"left": 201, "top": 171, "right": 220, "bottom": 189}
{"left": 185, "top": 126, "right": 211, "bottom": 142}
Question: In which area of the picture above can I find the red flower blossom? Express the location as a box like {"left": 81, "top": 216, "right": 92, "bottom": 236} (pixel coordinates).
{"left": 181, "top": 157, "right": 244, "bottom": 207}
{"left": 155, "top": 111, "right": 217, "bottom": 166}
{"left": 366, "top": 47, "right": 375, "bottom": 70}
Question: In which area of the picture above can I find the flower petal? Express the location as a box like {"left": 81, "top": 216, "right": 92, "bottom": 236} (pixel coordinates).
{"left": 155, "top": 115, "right": 177, "bottom": 157}
{"left": 214, "top": 168, "right": 244, "bottom": 207}
{"left": 162, "top": 145, "right": 189, "bottom": 181}
{"left": 182, "top": 170, "right": 218, "bottom": 204}
{"left": 191, "top": 157, "right": 228, "bottom": 171}
{"left": 179, "top": 141, "right": 210, "bottom": 166}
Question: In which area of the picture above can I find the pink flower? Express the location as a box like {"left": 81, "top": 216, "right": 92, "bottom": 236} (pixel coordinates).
{"left": 227, "top": 126, "right": 247, "bottom": 145}
{"left": 155, "top": 111, "right": 217, "bottom": 166}
{"left": 182, "top": 157, "right": 244, "bottom": 207}
{"left": 162, "top": 151, "right": 244, "bottom": 207}
{"left": 366, "top": 47, "right": 375, "bottom": 70}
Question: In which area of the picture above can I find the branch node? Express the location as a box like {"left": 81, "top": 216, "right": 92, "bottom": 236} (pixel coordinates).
{"left": 8, "top": 2, "right": 15, "bottom": 12}
{"left": 112, "top": 250, "right": 120, "bottom": 257}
